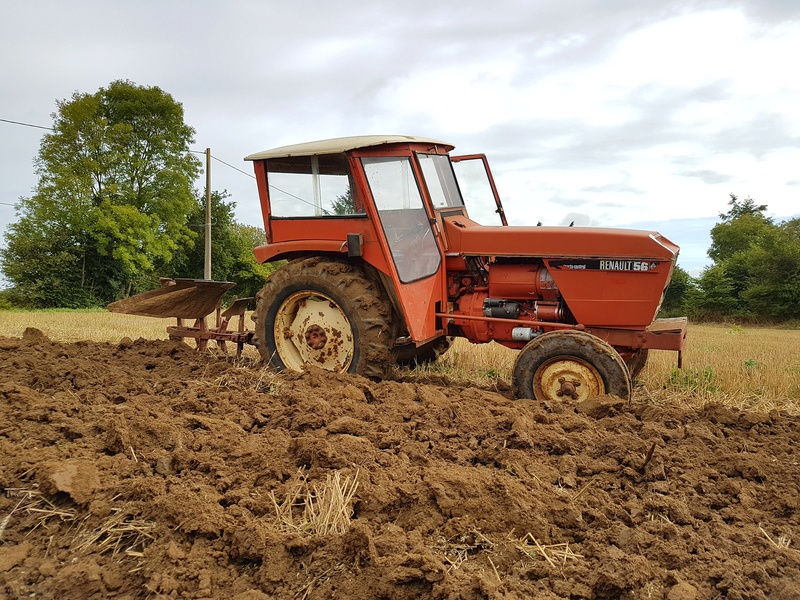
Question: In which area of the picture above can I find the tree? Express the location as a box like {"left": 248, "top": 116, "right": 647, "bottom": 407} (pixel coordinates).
{"left": 708, "top": 194, "right": 773, "bottom": 264}
{"left": 690, "top": 194, "right": 800, "bottom": 322}
{"left": 718, "top": 194, "right": 769, "bottom": 222}
{"left": 1, "top": 80, "right": 200, "bottom": 307}
{"left": 692, "top": 264, "right": 740, "bottom": 319}
{"left": 739, "top": 218, "right": 800, "bottom": 320}
{"left": 227, "top": 222, "right": 282, "bottom": 300}
{"left": 330, "top": 188, "right": 356, "bottom": 215}
{"left": 659, "top": 264, "right": 694, "bottom": 317}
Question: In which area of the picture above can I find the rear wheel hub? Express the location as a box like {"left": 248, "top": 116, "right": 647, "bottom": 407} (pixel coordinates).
{"left": 304, "top": 324, "right": 328, "bottom": 350}
{"left": 273, "top": 291, "right": 354, "bottom": 372}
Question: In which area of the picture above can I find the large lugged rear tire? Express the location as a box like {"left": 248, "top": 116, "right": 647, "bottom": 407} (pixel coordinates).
{"left": 252, "top": 258, "right": 395, "bottom": 378}
{"left": 513, "top": 330, "right": 632, "bottom": 402}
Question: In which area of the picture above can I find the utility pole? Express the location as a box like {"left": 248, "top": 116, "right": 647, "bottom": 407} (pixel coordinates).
{"left": 204, "top": 148, "right": 212, "bottom": 280}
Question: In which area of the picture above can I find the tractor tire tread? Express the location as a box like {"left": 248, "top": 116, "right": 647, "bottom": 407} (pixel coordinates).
{"left": 513, "top": 330, "right": 631, "bottom": 401}
{"left": 252, "top": 257, "right": 394, "bottom": 378}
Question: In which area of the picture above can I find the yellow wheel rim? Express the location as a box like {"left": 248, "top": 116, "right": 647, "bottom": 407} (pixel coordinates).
{"left": 273, "top": 291, "right": 355, "bottom": 372}
{"left": 533, "top": 357, "right": 605, "bottom": 402}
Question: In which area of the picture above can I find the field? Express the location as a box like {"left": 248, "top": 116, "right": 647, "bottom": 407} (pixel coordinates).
{"left": 1, "top": 311, "right": 798, "bottom": 412}
{"left": 1, "top": 311, "right": 799, "bottom": 599}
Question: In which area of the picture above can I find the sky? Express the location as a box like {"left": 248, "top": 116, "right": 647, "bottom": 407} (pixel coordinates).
{"left": 2, "top": 0, "right": 799, "bottom": 277}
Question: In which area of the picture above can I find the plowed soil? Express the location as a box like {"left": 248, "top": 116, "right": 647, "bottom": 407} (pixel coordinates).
{"left": 1, "top": 330, "right": 799, "bottom": 599}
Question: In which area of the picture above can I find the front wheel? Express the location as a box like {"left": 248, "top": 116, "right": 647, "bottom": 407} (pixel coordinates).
{"left": 512, "top": 330, "right": 631, "bottom": 402}
{"left": 252, "top": 258, "right": 395, "bottom": 378}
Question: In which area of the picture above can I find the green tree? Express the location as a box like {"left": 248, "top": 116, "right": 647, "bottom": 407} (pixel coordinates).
{"left": 330, "top": 188, "right": 356, "bottom": 215}
{"left": 692, "top": 264, "right": 740, "bottom": 319}
{"left": 739, "top": 218, "right": 800, "bottom": 320}
{"left": 227, "top": 222, "right": 282, "bottom": 300}
{"left": 1, "top": 80, "right": 200, "bottom": 307}
{"left": 691, "top": 194, "right": 800, "bottom": 322}
{"left": 718, "top": 194, "right": 769, "bottom": 222}
{"left": 659, "top": 264, "right": 694, "bottom": 317}
{"left": 708, "top": 194, "right": 773, "bottom": 263}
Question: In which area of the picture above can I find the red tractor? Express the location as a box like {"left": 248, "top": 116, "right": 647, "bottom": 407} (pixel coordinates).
{"left": 244, "top": 135, "right": 686, "bottom": 402}
{"left": 111, "top": 135, "right": 686, "bottom": 402}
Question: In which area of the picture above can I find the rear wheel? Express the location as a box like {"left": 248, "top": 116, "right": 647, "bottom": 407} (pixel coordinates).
{"left": 513, "top": 330, "right": 631, "bottom": 402}
{"left": 252, "top": 258, "right": 395, "bottom": 378}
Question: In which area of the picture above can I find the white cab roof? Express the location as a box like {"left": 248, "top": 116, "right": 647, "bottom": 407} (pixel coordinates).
{"left": 244, "top": 135, "right": 453, "bottom": 161}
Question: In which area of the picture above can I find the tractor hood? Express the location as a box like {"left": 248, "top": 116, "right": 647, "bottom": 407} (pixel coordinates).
{"left": 442, "top": 215, "right": 680, "bottom": 328}
{"left": 442, "top": 216, "right": 679, "bottom": 262}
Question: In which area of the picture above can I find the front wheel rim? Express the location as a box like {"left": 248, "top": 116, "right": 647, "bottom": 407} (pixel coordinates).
{"left": 273, "top": 291, "right": 355, "bottom": 372}
{"left": 533, "top": 357, "right": 604, "bottom": 402}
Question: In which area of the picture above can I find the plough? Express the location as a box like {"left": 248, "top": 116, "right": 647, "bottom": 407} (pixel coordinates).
{"left": 108, "top": 278, "right": 254, "bottom": 357}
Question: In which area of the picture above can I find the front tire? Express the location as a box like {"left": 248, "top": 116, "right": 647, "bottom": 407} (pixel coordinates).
{"left": 513, "top": 330, "right": 632, "bottom": 402}
{"left": 252, "top": 258, "right": 395, "bottom": 378}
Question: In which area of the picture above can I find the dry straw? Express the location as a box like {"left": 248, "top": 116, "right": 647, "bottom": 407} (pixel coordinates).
{"left": 270, "top": 469, "right": 359, "bottom": 536}
{"left": 759, "top": 524, "right": 793, "bottom": 550}
{"left": 515, "top": 532, "right": 583, "bottom": 567}
{"left": 3, "top": 488, "right": 154, "bottom": 559}
{"left": 3, "top": 488, "right": 76, "bottom": 533}
{"left": 434, "top": 529, "right": 494, "bottom": 573}
{"left": 73, "top": 509, "right": 156, "bottom": 558}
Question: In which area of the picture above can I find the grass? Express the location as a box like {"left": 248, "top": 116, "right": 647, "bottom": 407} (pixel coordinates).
{"left": 412, "top": 325, "right": 800, "bottom": 413}
{"left": 0, "top": 308, "right": 171, "bottom": 343}
{"left": 0, "top": 309, "right": 798, "bottom": 413}
{"left": 637, "top": 325, "right": 800, "bottom": 413}
{"left": 0, "top": 307, "right": 264, "bottom": 359}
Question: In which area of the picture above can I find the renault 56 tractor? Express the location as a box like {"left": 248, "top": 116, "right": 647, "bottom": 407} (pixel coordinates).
{"left": 111, "top": 135, "right": 686, "bottom": 402}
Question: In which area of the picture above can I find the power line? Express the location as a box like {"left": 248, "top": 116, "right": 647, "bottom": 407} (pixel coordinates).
{"left": 0, "top": 118, "right": 53, "bottom": 131}
{"left": 3, "top": 119, "right": 254, "bottom": 182}
{"left": 192, "top": 149, "right": 327, "bottom": 213}
{"left": 0, "top": 120, "right": 317, "bottom": 212}
{"left": 193, "top": 149, "right": 328, "bottom": 213}
{"left": 190, "top": 149, "right": 256, "bottom": 179}
{"left": 211, "top": 155, "right": 255, "bottom": 179}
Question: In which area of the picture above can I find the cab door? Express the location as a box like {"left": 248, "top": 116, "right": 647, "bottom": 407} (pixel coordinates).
{"left": 451, "top": 154, "right": 508, "bottom": 226}
{"left": 358, "top": 155, "right": 446, "bottom": 343}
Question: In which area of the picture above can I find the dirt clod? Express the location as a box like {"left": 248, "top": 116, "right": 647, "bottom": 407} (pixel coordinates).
{"left": 1, "top": 335, "right": 799, "bottom": 599}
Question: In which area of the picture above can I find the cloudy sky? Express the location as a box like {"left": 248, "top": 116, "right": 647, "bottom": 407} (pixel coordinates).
{"left": 2, "top": 0, "right": 799, "bottom": 275}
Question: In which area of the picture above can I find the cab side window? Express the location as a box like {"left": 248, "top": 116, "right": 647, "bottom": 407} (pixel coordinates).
{"left": 267, "top": 153, "right": 364, "bottom": 217}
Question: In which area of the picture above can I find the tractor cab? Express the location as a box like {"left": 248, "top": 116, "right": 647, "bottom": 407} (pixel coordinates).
{"left": 244, "top": 136, "right": 500, "bottom": 347}
{"left": 244, "top": 135, "right": 501, "bottom": 265}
